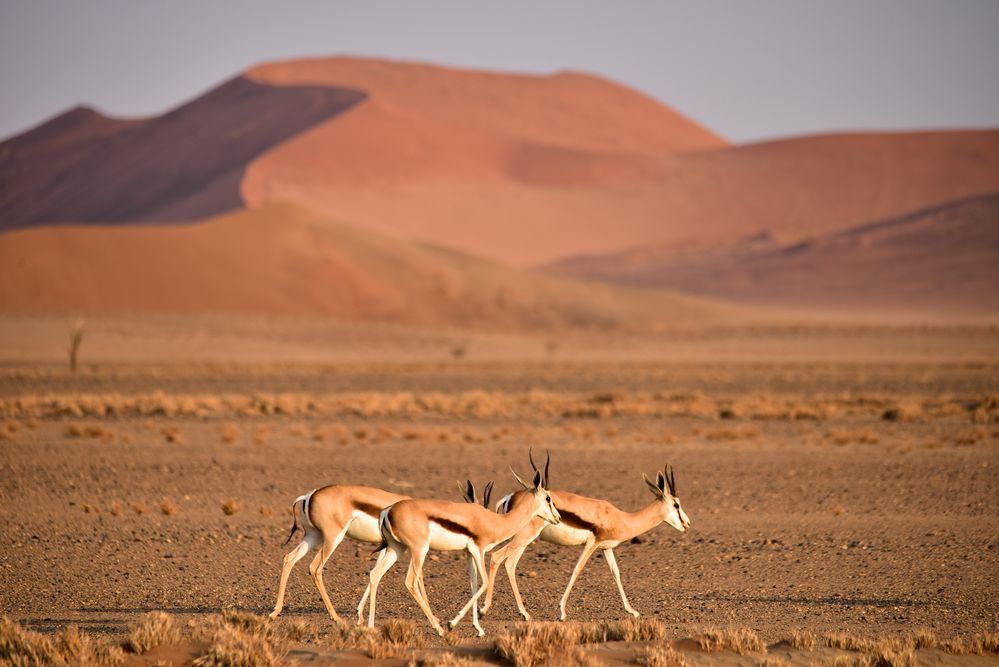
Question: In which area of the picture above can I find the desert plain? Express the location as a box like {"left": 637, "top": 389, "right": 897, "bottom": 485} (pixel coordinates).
{"left": 0, "top": 316, "right": 997, "bottom": 665}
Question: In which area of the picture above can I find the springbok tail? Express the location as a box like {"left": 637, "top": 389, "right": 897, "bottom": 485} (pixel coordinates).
{"left": 283, "top": 490, "right": 315, "bottom": 545}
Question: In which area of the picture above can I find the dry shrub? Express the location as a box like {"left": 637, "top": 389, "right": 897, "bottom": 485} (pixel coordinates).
{"left": 785, "top": 628, "right": 816, "bottom": 650}
{"left": 324, "top": 621, "right": 423, "bottom": 659}
{"left": 825, "top": 632, "right": 876, "bottom": 652}
{"left": 65, "top": 423, "right": 108, "bottom": 440}
{"left": 640, "top": 645, "right": 688, "bottom": 667}
{"left": 494, "top": 622, "right": 579, "bottom": 667}
{"left": 695, "top": 426, "right": 762, "bottom": 442}
{"left": 221, "top": 499, "right": 241, "bottom": 516}
{"left": 81, "top": 503, "right": 99, "bottom": 514}
{"left": 194, "top": 621, "right": 284, "bottom": 667}
{"left": 953, "top": 428, "right": 986, "bottom": 446}
{"left": 288, "top": 423, "right": 308, "bottom": 438}
{"left": 4, "top": 420, "right": 19, "bottom": 434}
{"left": 161, "top": 426, "right": 184, "bottom": 444}
{"left": 131, "top": 502, "right": 149, "bottom": 515}
{"left": 221, "top": 423, "right": 240, "bottom": 443}
{"left": 159, "top": 498, "right": 177, "bottom": 516}
{"left": 259, "top": 505, "right": 274, "bottom": 517}
{"left": 414, "top": 652, "right": 478, "bottom": 666}
{"left": 0, "top": 617, "right": 124, "bottom": 666}
{"left": 827, "top": 430, "right": 879, "bottom": 445}
{"left": 697, "top": 627, "right": 765, "bottom": 654}
{"left": 109, "top": 500, "right": 122, "bottom": 517}
{"left": 882, "top": 402, "right": 922, "bottom": 422}
{"left": 908, "top": 628, "right": 935, "bottom": 649}
{"left": 494, "top": 620, "right": 664, "bottom": 666}
{"left": 949, "top": 631, "right": 999, "bottom": 655}
{"left": 253, "top": 425, "right": 269, "bottom": 445}
{"left": 756, "top": 659, "right": 790, "bottom": 667}
{"left": 128, "top": 611, "right": 181, "bottom": 654}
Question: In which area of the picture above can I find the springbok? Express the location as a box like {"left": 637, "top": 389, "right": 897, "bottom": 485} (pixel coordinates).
{"left": 269, "top": 485, "right": 409, "bottom": 624}
{"left": 364, "top": 453, "right": 561, "bottom": 636}
{"left": 479, "top": 464, "right": 690, "bottom": 621}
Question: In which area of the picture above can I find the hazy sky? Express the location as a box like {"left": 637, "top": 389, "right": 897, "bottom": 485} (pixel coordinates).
{"left": 2, "top": 1, "right": 998, "bottom": 143}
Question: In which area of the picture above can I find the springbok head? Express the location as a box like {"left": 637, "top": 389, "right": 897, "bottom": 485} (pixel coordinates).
{"left": 643, "top": 464, "right": 690, "bottom": 532}
{"left": 510, "top": 449, "right": 561, "bottom": 525}
{"left": 458, "top": 479, "right": 494, "bottom": 507}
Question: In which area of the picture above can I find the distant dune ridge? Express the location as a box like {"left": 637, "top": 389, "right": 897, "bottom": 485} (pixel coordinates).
{"left": 1, "top": 56, "right": 997, "bottom": 324}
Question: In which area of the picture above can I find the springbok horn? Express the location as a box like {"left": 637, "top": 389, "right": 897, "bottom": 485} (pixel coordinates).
{"left": 544, "top": 450, "right": 551, "bottom": 488}
{"left": 510, "top": 467, "right": 533, "bottom": 490}
{"left": 528, "top": 448, "right": 539, "bottom": 475}
{"left": 643, "top": 472, "right": 663, "bottom": 497}
{"left": 483, "top": 481, "right": 494, "bottom": 507}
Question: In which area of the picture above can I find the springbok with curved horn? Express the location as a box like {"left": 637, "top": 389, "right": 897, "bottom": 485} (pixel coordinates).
{"left": 480, "top": 464, "right": 690, "bottom": 621}
{"left": 364, "top": 452, "right": 561, "bottom": 636}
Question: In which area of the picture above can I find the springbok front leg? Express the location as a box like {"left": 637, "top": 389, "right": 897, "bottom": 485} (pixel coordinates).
{"left": 481, "top": 520, "right": 543, "bottom": 619}
{"left": 559, "top": 536, "right": 598, "bottom": 621}
{"left": 603, "top": 547, "right": 640, "bottom": 617}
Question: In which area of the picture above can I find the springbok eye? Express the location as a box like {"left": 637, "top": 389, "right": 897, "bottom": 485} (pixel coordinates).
{"left": 674, "top": 502, "right": 680, "bottom": 509}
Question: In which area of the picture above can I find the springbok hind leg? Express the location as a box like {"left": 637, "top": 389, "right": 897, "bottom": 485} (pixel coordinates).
{"left": 559, "top": 537, "right": 598, "bottom": 621}
{"left": 309, "top": 525, "right": 349, "bottom": 624}
{"left": 270, "top": 531, "right": 319, "bottom": 620}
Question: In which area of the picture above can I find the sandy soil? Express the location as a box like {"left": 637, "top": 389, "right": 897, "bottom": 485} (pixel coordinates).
{"left": 1, "top": 339, "right": 997, "bottom": 658}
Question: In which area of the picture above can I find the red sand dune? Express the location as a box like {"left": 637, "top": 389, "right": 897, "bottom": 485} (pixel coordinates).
{"left": 2, "top": 56, "right": 997, "bottom": 321}
{"left": 0, "top": 203, "right": 743, "bottom": 330}
{"left": 548, "top": 194, "right": 999, "bottom": 318}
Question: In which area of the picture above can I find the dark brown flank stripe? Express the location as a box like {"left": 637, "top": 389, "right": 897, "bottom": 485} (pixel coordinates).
{"left": 557, "top": 509, "right": 598, "bottom": 534}
{"left": 429, "top": 515, "right": 475, "bottom": 538}
{"left": 352, "top": 500, "right": 385, "bottom": 518}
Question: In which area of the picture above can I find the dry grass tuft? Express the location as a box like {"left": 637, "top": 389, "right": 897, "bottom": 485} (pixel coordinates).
{"left": 109, "top": 500, "right": 122, "bottom": 517}
{"left": 159, "top": 498, "right": 177, "bottom": 516}
{"left": 494, "top": 622, "right": 579, "bottom": 667}
{"left": 323, "top": 620, "right": 423, "bottom": 659}
{"left": 493, "top": 620, "right": 665, "bottom": 666}
{"left": 259, "top": 504, "right": 274, "bottom": 517}
{"left": 639, "top": 645, "right": 689, "bottom": 667}
{"left": 756, "top": 659, "right": 790, "bottom": 667}
{"left": 221, "top": 499, "right": 241, "bottom": 516}
{"left": 221, "top": 423, "right": 240, "bottom": 443}
{"left": 827, "top": 429, "right": 880, "bottom": 445}
{"left": 161, "top": 426, "right": 184, "bottom": 444}
{"left": 0, "top": 617, "right": 125, "bottom": 666}
{"left": 908, "top": 628, "right": 936, "bottom": 650}
{"left": 882, "top": 402, "right": 923, "bottom": 422}
{"left": 128, "top": 611, "right": 181, "bottom": 654}
{"left": 130, "top": 502, "right": 149, "bottom": 515}
{"left": 697, "top": 627, "right": 765, "bottom": 654}
{"left": 785, "top": 628, "right": 816, "bottom": 650}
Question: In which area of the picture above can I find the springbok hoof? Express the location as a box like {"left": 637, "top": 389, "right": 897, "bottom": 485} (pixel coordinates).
{"left": 267, "top": 611, "right": 279, "bottom": 620}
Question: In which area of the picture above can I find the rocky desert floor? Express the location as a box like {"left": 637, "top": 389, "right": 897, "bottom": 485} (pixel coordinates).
{"left": 0, "top": 318, "right": 997, "bottom": 664}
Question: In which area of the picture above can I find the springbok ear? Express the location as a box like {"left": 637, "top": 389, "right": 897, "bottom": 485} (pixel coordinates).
{"left": 643, "top": 473, "right": 664, "bottom": 498}
{"left": 656, "top": 471, "right": 666, "bottom": 492}
{"left": 532, "top": 471, "right": 542, "bottom": 489}
{"left": 458, "top": 480, "right": 474, "bottom": 503}
{"left": 483, "top": 481, "right": 494, "bottom": 508}
{"left": 510, "top": 467, "right": 533, "bottom": 490}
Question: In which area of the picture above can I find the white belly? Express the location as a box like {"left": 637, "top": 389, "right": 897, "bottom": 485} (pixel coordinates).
{"left": 540, "top": 522, "right": 592, "bottom": 546}
{"left": 346, "top": 511, "right": 382, "bottom": 542}
{"left": 428, "top": 521, "right": 470, "bottom": 551}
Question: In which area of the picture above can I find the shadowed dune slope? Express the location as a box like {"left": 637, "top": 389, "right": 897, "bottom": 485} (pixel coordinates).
{"left": 0, "top": 204, "right": 746, "bottom": 330}
{"left": 0, "top": 76, "right": 365, "bottom": 231}
{"left": 548, "top": 194, "right": 999, "bottom": 319}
